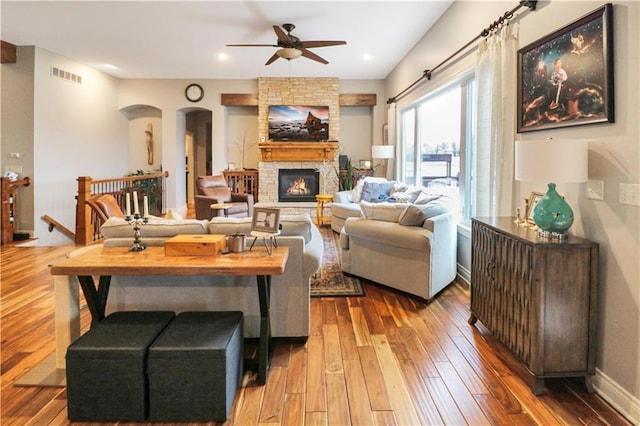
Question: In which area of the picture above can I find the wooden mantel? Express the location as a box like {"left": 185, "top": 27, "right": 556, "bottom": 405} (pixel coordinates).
{"left": 259, "top": 141, "right": 339, "bottom": 162}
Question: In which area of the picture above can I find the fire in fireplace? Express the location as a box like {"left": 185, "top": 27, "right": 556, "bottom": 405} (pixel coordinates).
{"left": 278, "top": 169, "right": 320, "bottom": 202}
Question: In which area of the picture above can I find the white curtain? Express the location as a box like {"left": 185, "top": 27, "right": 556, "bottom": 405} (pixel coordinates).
{"left": 473, "top": 24, "right": 518, "bottom": 217}
{"left": 386, "top": 103, "right": 397, "bottom": 180}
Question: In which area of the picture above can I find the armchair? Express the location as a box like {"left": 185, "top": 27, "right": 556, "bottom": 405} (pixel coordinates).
{"left": 85, "top": 193, "right": 125, "bottom": 222}
{"left": 194, "top": 175, "right": 254, "bottom": 220}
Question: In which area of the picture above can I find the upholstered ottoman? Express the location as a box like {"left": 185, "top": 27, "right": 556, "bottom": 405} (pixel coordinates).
{"left": 147, "top": 311, "right": 244, "bottom": 422}
{"left": 65, "top": 311, "right": 175, "bottom": 422}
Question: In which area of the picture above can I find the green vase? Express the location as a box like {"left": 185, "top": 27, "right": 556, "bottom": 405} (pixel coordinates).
{"left": 532, "top": 183, "right": 574, "bottom": 237}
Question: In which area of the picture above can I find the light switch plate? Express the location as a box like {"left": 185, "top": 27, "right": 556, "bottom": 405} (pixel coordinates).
{"left": 620, "top": 183, "right": 640, "bottom": 206}
{"left": 586, "top": 180, "right": 604, "bottom": 200}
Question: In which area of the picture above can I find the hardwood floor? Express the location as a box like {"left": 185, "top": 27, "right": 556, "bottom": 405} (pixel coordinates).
{"left": 0, "top": 242, "right": 631, "bottom": 425}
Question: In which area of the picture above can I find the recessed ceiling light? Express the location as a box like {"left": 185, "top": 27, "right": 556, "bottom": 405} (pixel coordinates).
{"left": 218, "top": 53, "right": 228, "bottom": 61}
{"left": 363, "top": 53, "right": 372, "bottom": 61}
{"left": 103, "top": 64, "right": 118, "bottom": 70}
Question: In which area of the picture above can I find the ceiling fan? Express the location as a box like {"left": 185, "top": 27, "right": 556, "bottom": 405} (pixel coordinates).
{"left": 226, "top": 23, "right": 347, "bottom": 65}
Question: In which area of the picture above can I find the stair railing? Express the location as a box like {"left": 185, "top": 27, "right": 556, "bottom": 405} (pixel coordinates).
{"left": 75, "top": 171, "right": 169, "bottom": 245}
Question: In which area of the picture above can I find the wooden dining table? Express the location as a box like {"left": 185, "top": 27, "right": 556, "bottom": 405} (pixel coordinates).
{"left": 50, "top": 245, "right": 289, "bottom": 385}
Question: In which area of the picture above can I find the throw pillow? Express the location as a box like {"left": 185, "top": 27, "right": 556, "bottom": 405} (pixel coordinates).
{"left": 163, "top": 209, "right": 183, "bottom": 220}
{"left": 360, "top": 201, "right": 409, "bottom": 222}
{"left": 350, "top": 177, "right": 389, "bottom": 202}
{"left": 398, "top": 202, "right": 449, "bottom": 226}
{"left": 389, "top": 186, "right": 423, "bottom": 203}
{"left": 414, "top": 191, "right": 442, "bottom": 205}
{"left": 361, "top": 181, "right": 392, "bottom": 202}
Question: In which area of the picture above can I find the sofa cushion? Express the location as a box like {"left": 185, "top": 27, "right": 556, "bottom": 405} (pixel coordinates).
{"left": 344, "top": 218, "right": 432, "bottom": 251}
{"left": 101, "top": 217, "right": 209, "bottom": 238}
{"left": 398, "top": 202, "right": 450, "bottom": 226}
{"left": 331, "top": 202, "right": 362, "bottom": 219}
{"left": 208, "top": 213, "right": 314, "bottom": 243}
{"left": 359, "top": 201, "right": 409, "bottom": 223}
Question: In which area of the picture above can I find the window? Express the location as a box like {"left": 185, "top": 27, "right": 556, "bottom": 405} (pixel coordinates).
{"left": 399, "top": 76, "right": 476, "bottom": 219}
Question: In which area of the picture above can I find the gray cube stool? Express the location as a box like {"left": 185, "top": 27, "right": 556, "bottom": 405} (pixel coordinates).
{"left": 66, "top": 311, "right": 175, "bottom": 422}
{"left": 148, "top": 311, "right": 244, "bottom": 422}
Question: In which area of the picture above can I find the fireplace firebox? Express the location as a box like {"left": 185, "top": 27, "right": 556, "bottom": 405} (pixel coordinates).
{"left": 278, "top": 169, "right": 320, "bottom": 202}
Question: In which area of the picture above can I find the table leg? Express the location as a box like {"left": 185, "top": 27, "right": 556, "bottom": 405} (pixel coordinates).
{"left": 54, "top": 275, "right": 81, "bottom": 369}
{"left": 316, "top": 200, "right": 323, "bottom": 225}
{"left": 77, "top": 275, "right": 111, "bottom": 326}
{"left": 256, "top": 274, "right": 272, "bottom": 385}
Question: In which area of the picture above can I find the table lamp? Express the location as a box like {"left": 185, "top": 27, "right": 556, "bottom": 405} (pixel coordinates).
{"left": 372, "top": 145, "right": 395, "bottom": 178}
{"left": 515, "top": 139, "right": 588, "bottom": 239}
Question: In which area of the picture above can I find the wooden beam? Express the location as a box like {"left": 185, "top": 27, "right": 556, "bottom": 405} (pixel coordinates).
{"left": 221, "top": 93, "right": 377, "bottom": 107}
{"left": 339, "top": 94, "right": 377, "bottom": 106}
{"left": 221, "top": 93, "right": 258, "bottom": 106}
{"left": 1, "top": 40, "right": 17, "bottom": 63}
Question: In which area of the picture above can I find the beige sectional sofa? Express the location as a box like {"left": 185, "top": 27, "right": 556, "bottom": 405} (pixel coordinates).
{"left": 333, "top": 178, "right": 458, "bottom": 301}
{"left": 85, "top": 214, "right": 323, "bottom": 339}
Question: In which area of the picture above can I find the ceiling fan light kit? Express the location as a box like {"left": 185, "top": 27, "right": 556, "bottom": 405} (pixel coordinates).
{"left": 277, "top": 48, "right": 302, "bottom": 60}
{"left": 227, "top": 23, "right": 346, "bottom": 66}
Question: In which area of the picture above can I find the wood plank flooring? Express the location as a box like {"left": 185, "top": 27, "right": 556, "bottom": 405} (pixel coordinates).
{"left": 0, "top": 242, "right": 631, "bottom": 425}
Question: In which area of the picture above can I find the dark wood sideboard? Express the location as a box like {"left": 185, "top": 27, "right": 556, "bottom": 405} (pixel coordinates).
{"left": 469, "top": 217, "right": 599, "bottom": 395}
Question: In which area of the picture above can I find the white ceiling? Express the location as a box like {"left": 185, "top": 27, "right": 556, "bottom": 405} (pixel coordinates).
{"left": 1, "top": 1, "right": 453, "bottom": 80}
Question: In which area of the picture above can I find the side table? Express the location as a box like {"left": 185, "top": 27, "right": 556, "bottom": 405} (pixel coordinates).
{"left": 210, "top": 203, "right": 234, "bottom": 217}
{"left": 315, "top": 194, "right": 333, "bottom": 226}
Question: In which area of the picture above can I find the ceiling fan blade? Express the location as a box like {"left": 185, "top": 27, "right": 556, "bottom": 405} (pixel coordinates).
{"left": 265, "top": 52, "right": 280, "bottom": 65}
{"left": 299, "top": 48, "right": 329, "bottom": 64}
{"left": 226, "top": 44, "right": 278, "bottom": 47}
{"left": 272, "top": 25, "right": 291, "bottom": 44}
{"left": 300, "top": 40, "right": 347, "bottom": 49}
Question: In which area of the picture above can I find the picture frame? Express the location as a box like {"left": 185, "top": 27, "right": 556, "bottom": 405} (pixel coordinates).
{"left": 359, "top": 160, "right": 372, "bottom": 169}
{"left": 517, "top": 3, "right": 614, "bottom": 133}
{"left": 525, "top": 192, "right": 544, "bottom": 224}
{"left": 251, "top": 207, "right": 280, "bottom": 234}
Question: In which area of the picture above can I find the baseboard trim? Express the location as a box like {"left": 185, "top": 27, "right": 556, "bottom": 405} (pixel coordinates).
{"left": 457, "top": 264, "right": 471, "bottom": 286}
{"left": 594, "top": 368, "right": 640, "bottom": 424}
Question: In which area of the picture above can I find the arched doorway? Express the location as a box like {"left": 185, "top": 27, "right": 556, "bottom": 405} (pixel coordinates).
{"left": 185, "top": 109, "right": 212, "bottom": 205}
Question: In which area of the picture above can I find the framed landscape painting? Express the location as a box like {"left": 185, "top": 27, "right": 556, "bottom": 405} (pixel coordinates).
{"left": 517, "top": 3, "right": 614, "bottom": 133}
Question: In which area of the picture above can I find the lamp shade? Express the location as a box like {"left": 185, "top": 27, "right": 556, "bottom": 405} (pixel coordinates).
{"left": 371, "top": 145, "right": 395, "bottom": 159}
{"left": 515, "top": 139, "right": 589, "bottom": 239}
{"left": 515, "top": 140, "right": 588, "bottom": 183}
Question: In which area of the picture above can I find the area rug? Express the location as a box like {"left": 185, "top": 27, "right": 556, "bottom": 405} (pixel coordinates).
{"left": 310, "top": 226, "right": 365, "bottom": 297}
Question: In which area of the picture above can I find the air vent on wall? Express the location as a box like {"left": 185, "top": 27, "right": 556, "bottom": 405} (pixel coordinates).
{"left": 50, "top": 66, "right": 82, "bottom": 84}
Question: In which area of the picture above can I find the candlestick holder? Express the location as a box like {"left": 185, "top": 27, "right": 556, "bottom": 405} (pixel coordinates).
{"left": 125, "top": 214, "right": 149, "bottom": 252}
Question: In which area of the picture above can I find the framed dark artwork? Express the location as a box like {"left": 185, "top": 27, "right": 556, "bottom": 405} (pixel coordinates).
{"left": 251, "top": 208, "right": 280, "bottom": 233}
{"left": 268, "top": 105, "right": 329, "bottom": 141}
{"left": 517, "top": 3, "right": 614, "bottom": 133}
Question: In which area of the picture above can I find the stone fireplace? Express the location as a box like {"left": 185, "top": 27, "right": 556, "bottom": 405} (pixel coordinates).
{"left": 255, "top": 77, "right": 341, "bottom": 214}
{"left": 278, "top": 169, "right": 320, "bottom": 202}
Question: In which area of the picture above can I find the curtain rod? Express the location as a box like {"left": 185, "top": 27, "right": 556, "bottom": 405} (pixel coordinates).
{"left": 387, "top": 0, "right": 538, "bottom": 105}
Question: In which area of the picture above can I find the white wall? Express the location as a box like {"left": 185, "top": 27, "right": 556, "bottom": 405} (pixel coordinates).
{"left": 227, "top": 106, "right": 259, "bottom": 170}
{"left": 124, "top": 106, "right": 162, "bottom": 172}
{"left": 1, "top": 46, "right": 35, "bottom": 232}
{"left": 385, "top": 1, "right": 640, "bottom": 422}
{"left": 340, "top": 79, "right": 386, "bottom": 163}
{"left": 31, "top": 48, "right": 128, "bottom": 245}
